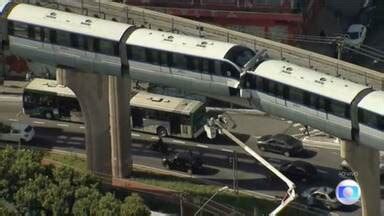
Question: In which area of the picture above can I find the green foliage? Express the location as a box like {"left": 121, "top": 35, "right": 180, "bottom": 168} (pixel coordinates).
{"left": 95, "top": 193, "right": 121, "bottom": 216}
{"left": 0, "top": 147, "right": 151, "bottom": 216}
{"left": 121, "top": 193, "right": 151, "bottom": 216}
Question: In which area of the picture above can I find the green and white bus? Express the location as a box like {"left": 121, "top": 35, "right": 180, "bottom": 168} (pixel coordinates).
{"left": 23, "top": 79, "right": 207, "bottom": 139}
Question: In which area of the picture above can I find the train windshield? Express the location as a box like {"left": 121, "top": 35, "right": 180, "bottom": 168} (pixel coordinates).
{"left": 224, "top": 46, "right": 256, "bottom": 68}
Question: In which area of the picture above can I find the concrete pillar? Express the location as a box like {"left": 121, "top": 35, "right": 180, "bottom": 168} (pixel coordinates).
{"left": 108, "top": 74, "right": 132, "bottom": 178}
{"left": 57, "top": 68, "right": 112, "bottom": 176}
{"left": 340, "top": 139, "right": 381, "bottom": 216}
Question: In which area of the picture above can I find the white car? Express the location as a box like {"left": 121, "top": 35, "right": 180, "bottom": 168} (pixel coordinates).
{"left": 0, "top": 122, "right": 35, "bottom": 143}
{"left": 344, "top": 24, "right": 367, "bottom": 48}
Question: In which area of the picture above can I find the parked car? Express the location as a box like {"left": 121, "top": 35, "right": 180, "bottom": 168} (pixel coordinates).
{"left": 162, "top": 151, "right": 203, "bottom": 174}
{"left": 0, "top": 122, "right": 35, "bottom": 143}
{"left": 257, "top": 134, "right": 303, "bottom": 157}
{"left": 301, "top": 186, "right": 341, "bottom": 210}
{"left": 279, "top": 160, "right": 317, "bottom": 182}
{"left": 344, "top": 24, "right": 367, "bottom": 48}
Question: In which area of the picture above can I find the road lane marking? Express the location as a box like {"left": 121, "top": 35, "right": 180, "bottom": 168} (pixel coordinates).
{"left": 8, "top": 118, "right": 18, "bottom": 122}
{"left": 221, "top": 148, "right": 234, "bottom": 153}
{"left": 79, "top": 126, "right": 85, "bottom": 129}
{"left": 132, "top": 133, "right": 140, "bottom": 137}
{"left": 196, "top": 144, "right": 208, "bottom": 148}
{"left": 150, "top": 136, "right": 158, "bottom": 140}
{"left": 58, "top": 135, "right": 68, "bottom": 139}
{"left": 172, "top": 139, "right": 185, "bottom": 144}
{"left": 57, "top": 123, "right": 69, "bottom": 127}
{"left": 33, "top": 121, "right": 45, "bottom": 125}
{"left": 70, "top": 137, "right": 84, "bottom": 141}
{"left": 67, "top": 141, "right": 82, "bottom": 145}
{"left": 287, "top": 120, "right": 293, "bottom": 124}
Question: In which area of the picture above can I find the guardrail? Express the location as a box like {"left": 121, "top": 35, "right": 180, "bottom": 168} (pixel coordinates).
{"left": 16, "top": 0, "right": 384, "bottom": 91}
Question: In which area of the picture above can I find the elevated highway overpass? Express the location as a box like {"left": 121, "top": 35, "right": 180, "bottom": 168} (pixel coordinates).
{"left": 17, "top": 0, "right": 384, "bottom": 91}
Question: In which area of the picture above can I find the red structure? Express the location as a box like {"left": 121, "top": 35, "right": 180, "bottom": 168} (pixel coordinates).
{"left": 124, "top": 0, "right": 324, "bottom": 43}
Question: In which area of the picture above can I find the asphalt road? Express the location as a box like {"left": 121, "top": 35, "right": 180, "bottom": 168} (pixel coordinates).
{"left": 1, "top": 94, "right": 378, "bottom": 215}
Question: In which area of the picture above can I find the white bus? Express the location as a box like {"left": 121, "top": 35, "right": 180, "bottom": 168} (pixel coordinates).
{"left": 23, "top": 79, "right": 207, "bottom": 139}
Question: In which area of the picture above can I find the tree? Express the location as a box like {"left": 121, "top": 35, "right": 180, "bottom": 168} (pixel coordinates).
{"left": 95, "top": 193, "right": 121, "bottom": 216}
{"left": 14, "top": 174, "right": 51, "bottom": 215}
{"left": 72, "top": 186, "right": 101, "bottom": 216}
{"left": 121, "top": 193, "right": 151, "bottom": 216}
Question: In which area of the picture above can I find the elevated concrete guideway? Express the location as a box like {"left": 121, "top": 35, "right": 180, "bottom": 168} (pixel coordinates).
{"left": 17, "top": 0, "right": 384, "bottom": 90}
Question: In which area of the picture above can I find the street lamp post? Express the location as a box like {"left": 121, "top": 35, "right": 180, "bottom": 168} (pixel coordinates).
{"left": 194, "top": 186, "right": 229, "bottom": 216}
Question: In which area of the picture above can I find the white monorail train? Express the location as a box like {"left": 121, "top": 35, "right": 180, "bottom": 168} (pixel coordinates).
{"left": 241, "top": 60, "right": 384, "bottom": 149}
{"left": 0, "top": 1, "right": 383, "bottom": 148}
{"left": 1, "top": 1, "right": 256, "bottom": 97}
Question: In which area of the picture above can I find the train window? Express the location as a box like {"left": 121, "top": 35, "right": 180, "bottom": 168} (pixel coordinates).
{"left": 275, "top": 82, "right": 286, "bottom": 99}
{"left": 262, "top": 78, "right": 269, "bottom": 93}
{"left": 359, "top": 109, "right": 383, "bottom": 131}
{"left": 131, "top": 46, "right": 146, "bottom": 62}
{"left": 222, "top": 62, "right": 239, "bottom": 78}
{"left": 99, "top": 39, "right": 117, "bottom": 56}
{"left": 159, "top": 51, "right": 170, "bottom": 66}
{"left": 202, "top": 59, "right": 214, "bottom": 74}
{"left": 243, "top": 74, "right": 256, "bottom": 89}
{"left": 191, "top": 57, "right": 201, "bottom": 72}
{"left": 288, "top": 87, "right": 304, "bottom": 104}
{"left": 146, "top": 49, "right": 160, "bottom": 65}
{"left": 173, "top": 53, "right": 187, "bottom": 70}
{"left": 255, "top": 76, "right": 263, "bottom": 91}
{"left": 49, "top": 29, "right": 57, "bottom": 44}
{"left": 70, "top": 33, "right": 79, "bottom": 48}
{"left": 224, "top": 46, "right": 255, "bottom": 67}
{"left": 93, "top": 38, "right": 100, "bottom": 52}
{"left": 56, "top": 31, "right": 71, "bottom": 47}
{"left": 34, "top": 26, "right": 44, "bottom": 41}
{"left": 214, "top": 61, "right": 221, "bottom": 76}
{"left": 7, "top": 21, "right": 14, "bottom": 35}
{"left": 126, "top": 45, "right": 132, "bottom": 59}
{"left": 12, "top": 22, "right": 28, "bottom": 38}
{"left": 78, "top": 35, "right": 89, "bottom": 51}
{"left": 378, "top": 115, "right": 384, "bottom": 131}
{"left": 329, "top": 100, "right": 349, "bottom": 119}
{"left": 27, "top": 25, "right": 35, "bottom": 39}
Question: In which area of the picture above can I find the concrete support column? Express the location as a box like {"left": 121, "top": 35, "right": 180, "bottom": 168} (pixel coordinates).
{"left": 340, "top": 140, "right": 381, "bottom": 216}
{"left": 108, "top": 74, "right": 132, "bottom": 178}
{"left": 57, "top": 68, "right": 112, "bottom": 176}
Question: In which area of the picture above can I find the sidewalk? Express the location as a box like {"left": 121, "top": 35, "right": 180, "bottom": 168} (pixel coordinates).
{"left": 0, "top": 81, "right": 28, "bottom": 95}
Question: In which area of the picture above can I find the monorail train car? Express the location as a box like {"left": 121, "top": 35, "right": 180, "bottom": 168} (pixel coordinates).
{"left": 0, "top": 1, "right": 256, "bottom": 97}
{"left": 357, "top": 91, "right": 384, "bottom": 149}
{"left": 241, "top": 59, "right": 384, "bottom": 149}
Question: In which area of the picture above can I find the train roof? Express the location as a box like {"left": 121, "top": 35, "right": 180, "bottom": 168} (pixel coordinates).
{"left": 7, "top": 4, "right": 131, "bottom": 41}
{"left": 130, "top": 92, "right": 204, "bottom": 115}
{"left": 0, "top": 0, "right": 10, "bottom": 15}
{"left": 25, "top": 78, "right": 76, "bottom": 98}
{"left": 252, "top": 60, "right": 368, "bottom": 103}
{"left": 358, "top": 91, "right": 384, "bottom": 115}
{"left": 126, "top": 28, "right": 239, "bottom": 60}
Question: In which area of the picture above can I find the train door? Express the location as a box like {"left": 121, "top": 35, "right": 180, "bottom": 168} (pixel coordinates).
{"left": 159, "top": 51, "right": 172, "bottom": 74}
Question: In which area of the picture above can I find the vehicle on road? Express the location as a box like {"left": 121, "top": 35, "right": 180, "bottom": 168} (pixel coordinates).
{"left": 0, "top": 122, "right": 35, "bottom": 143}
{"left": 301, "top": 186, "right": 340, "bottom": 210}
{"left": 23, "top": 79, "right": 207, "bottom": 139}
{"left": 161, "top": 151, "right": 203, "bottom": 174}
{"left": 279, "top": 160, "right": 317, "bottom": 182}
{"left": 257, "top": 134, "right": 303, "bottom": 157}
{"left": 344, "top": 24, "right": 367, "bottom": 48}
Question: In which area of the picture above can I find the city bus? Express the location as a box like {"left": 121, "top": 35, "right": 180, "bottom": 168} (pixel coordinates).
{"left": 22, "top": 79, "right": 207, "bottom": 139}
